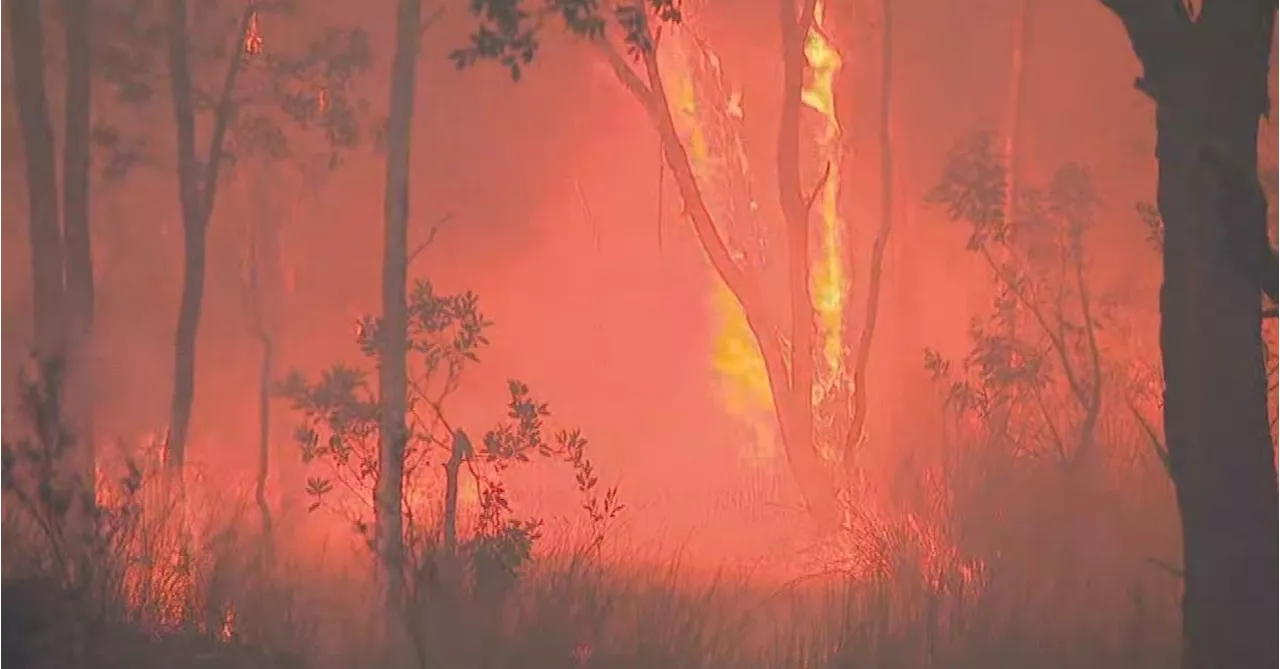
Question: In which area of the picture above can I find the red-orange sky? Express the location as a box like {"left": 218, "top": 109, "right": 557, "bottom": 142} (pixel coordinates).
{"left": 2, "top": 0, "right": 1241, "bottom": 567}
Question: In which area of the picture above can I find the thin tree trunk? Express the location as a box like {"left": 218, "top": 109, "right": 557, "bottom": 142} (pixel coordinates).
{"left": 247, "top": 174, "right": 278, "bottom": 543}
{"left": 1103, "top": 1, "right": 1277, "bottom": 667}
{"left": 164, "top": 2, "right": 253, "bottom": 472}
{"left": 776, "top": 0, "right": 821, "bottom": 511}
{"left": 841, "top": 0, "right": 896, "bottom": 466}
{"left": 377, "top": 0, "right": 421, "bottom": 610}
{"left": 1003, "top": 0, "right": 1030, "bottom": 229}
{"left": 254, "top": 332, "right": 273, "bottom": 537}
{"left": 61, "top": 0, "right": 96, "bottom": 497}
{"left": 6, "top": 0, "right": 67, "bottom": 361}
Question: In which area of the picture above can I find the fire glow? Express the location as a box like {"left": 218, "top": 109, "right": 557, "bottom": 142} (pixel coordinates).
{"left": 667, "top": 2, "right": 849, "bottom": 468}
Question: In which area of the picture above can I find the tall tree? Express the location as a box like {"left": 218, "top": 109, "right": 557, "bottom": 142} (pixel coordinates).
{"left": 377, "top": 0, "right": 422, "bottom": 605}
{"left": 842, "top": 0, "right": 896, "bottom": 466}
{"left": 7, "top": 0, "right": 97, "bottom": 493}
{"left": 1101, "top": 1, "right": 1277, "bottom": 666}
{"left": 62, "top": 0, "right": 97, "bottom": 482}
{"left": 7, "top": 0, "right": 67, "bottom": 361}
{"left": 163, "top": 0, "right": 255, "bottom": 472}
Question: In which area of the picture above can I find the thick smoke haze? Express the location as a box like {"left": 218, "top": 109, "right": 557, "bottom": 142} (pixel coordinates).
{"left": 1, "top": 0, "right": 1183, "bottom": 564}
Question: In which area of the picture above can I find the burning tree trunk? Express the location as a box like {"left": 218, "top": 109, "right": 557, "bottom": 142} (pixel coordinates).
{"left": 377, "top": 0, "right": 422, "bottom": 606}
{"left": 1102, "top": 1, "right": 1277, "bottom": 666}
{"left": 7, "top": 0, "right": 67, "bottom": 361}
{"left": 593, "top": 0, "right": 838, "bottom": 523}
{"left": 163, "top": 2, "right": 254, "bottom": 472}
{"left": 456, "top": 0, "right": 892, "bottom": 527}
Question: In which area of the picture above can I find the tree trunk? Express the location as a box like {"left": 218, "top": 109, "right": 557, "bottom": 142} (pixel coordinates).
{"left": 61, "top": 0, "right": 96, "bottom": 496}
{"left": 164, "top": 2, "right": 251, "bottom": 472}
{"left": 377, "top": 0, "right": 421, "bottom": 609}
{"left": 1103, "top": 1, "right": 1277, "bottom": 667}
{"left": 841, "top": 0, "right": 896, "bottom": 467}
{"left": 6, "top": 0, "right": 67, "bottom": 361}
{"left": 597, "top": 5, "right": 837, "bottom": 524}
{"left": 1003, "top": 0, "right": 1030, "bottom": 229}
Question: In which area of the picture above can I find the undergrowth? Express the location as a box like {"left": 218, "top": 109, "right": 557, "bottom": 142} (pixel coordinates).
{"left": 2, "top": 357, "right": 1178, "bottom": 669}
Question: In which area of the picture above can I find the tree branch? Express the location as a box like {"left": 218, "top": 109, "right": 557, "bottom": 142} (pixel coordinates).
{"left": 1097, "top": 0, "right": 1193, "bottom": 104}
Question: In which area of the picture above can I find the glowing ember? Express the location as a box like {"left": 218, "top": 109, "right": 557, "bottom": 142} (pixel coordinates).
{"left": 219, "top": 605, "right": 236, "bottom": 640}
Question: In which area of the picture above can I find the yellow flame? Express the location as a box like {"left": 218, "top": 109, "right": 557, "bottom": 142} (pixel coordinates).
{"left": 802, "top": 0, "right": 847, "bottom": 421}
{"left": 665, "top": 8, "right": 847, "bottom": 468}
{"left": 665, "top": 34, "right": 778, "bottom": 466}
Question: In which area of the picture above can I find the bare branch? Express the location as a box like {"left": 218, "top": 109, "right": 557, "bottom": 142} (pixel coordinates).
{"left": 407, "top": 213, "right": 454, "bottom": 266}
{"left": 594, "top": 37, "right": 656, "bottom": 111}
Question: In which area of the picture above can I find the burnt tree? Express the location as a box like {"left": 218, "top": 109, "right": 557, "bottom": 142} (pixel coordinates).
{"left": 1101, "top": 1, "right": 1277, "bottom": 667}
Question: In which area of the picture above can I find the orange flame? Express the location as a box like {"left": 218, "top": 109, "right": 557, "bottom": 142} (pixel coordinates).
{"left": 244, "top": 12, "right": 264, "bottom": 56}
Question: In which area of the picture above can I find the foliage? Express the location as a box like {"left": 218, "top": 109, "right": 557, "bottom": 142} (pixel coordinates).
{"left": 89, "top": 0, "right": 376, "bottom": 186}
{"left": 1, "top": 359, "right": 144, "bottom": 595}
{"left": 276, "top": 280, "right": 623, "bottom": 592}
{"left": 923, "top": 133, "right": 1111, "bottom": 467}
{"left": 451, "top": 0, "right": 684, "bottom": 80}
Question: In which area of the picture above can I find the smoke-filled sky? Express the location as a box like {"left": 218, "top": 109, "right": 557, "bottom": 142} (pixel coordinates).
{"left": 3, "top": 0, "right": 1264, "bottom": 567}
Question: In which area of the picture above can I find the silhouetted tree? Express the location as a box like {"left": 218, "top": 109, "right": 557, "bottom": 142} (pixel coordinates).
{"left": 93, "top": 0, "right": 373, "bottom": 473}
{"left": 376, "top": 0, "right": 422, "bottom": 620}
{"left": 1100, "top": 1, "right": 1277, "bottom": 666}
{"left": 5, "top": 0, "right": 98, "bottom": 504}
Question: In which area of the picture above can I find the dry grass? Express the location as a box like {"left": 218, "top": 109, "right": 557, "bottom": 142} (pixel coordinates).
{"left": 2, "top": 457, "right": 1180, "bottom": 669}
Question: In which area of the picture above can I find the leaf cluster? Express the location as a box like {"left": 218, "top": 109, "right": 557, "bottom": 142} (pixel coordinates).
{"left": 451, "top": 0, "right": 683, "bottom": 81}
{"left": 277, "top": 282, "right": 621, "bottom": 571}
{"left": 925, "top": 133, "right": 1114, "bottom": 464}
{"left": 89, "top": 0, "right": 376, "bottom": 184}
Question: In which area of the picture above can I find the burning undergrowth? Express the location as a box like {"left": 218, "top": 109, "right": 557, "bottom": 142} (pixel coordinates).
{"left": 2, "top": 306, "right": 1181, "bottom": 669}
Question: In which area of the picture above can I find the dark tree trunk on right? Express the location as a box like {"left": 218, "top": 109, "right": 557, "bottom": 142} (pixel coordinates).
{"left": 1102, "top": 1, "right": 1278, "bottom": 667}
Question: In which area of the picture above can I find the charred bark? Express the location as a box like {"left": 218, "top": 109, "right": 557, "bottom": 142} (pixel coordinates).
{"left": 377, "top": 0, "right": 421, "bottom": 606}
{"left": 1102, "top": 1, "right": 1278, "bottom": 667}
{"left": 7, "top": 0, "right": 67, "bottom": 360}
{"left": 164, "top": 3, "right": 253, "bottom": 472}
